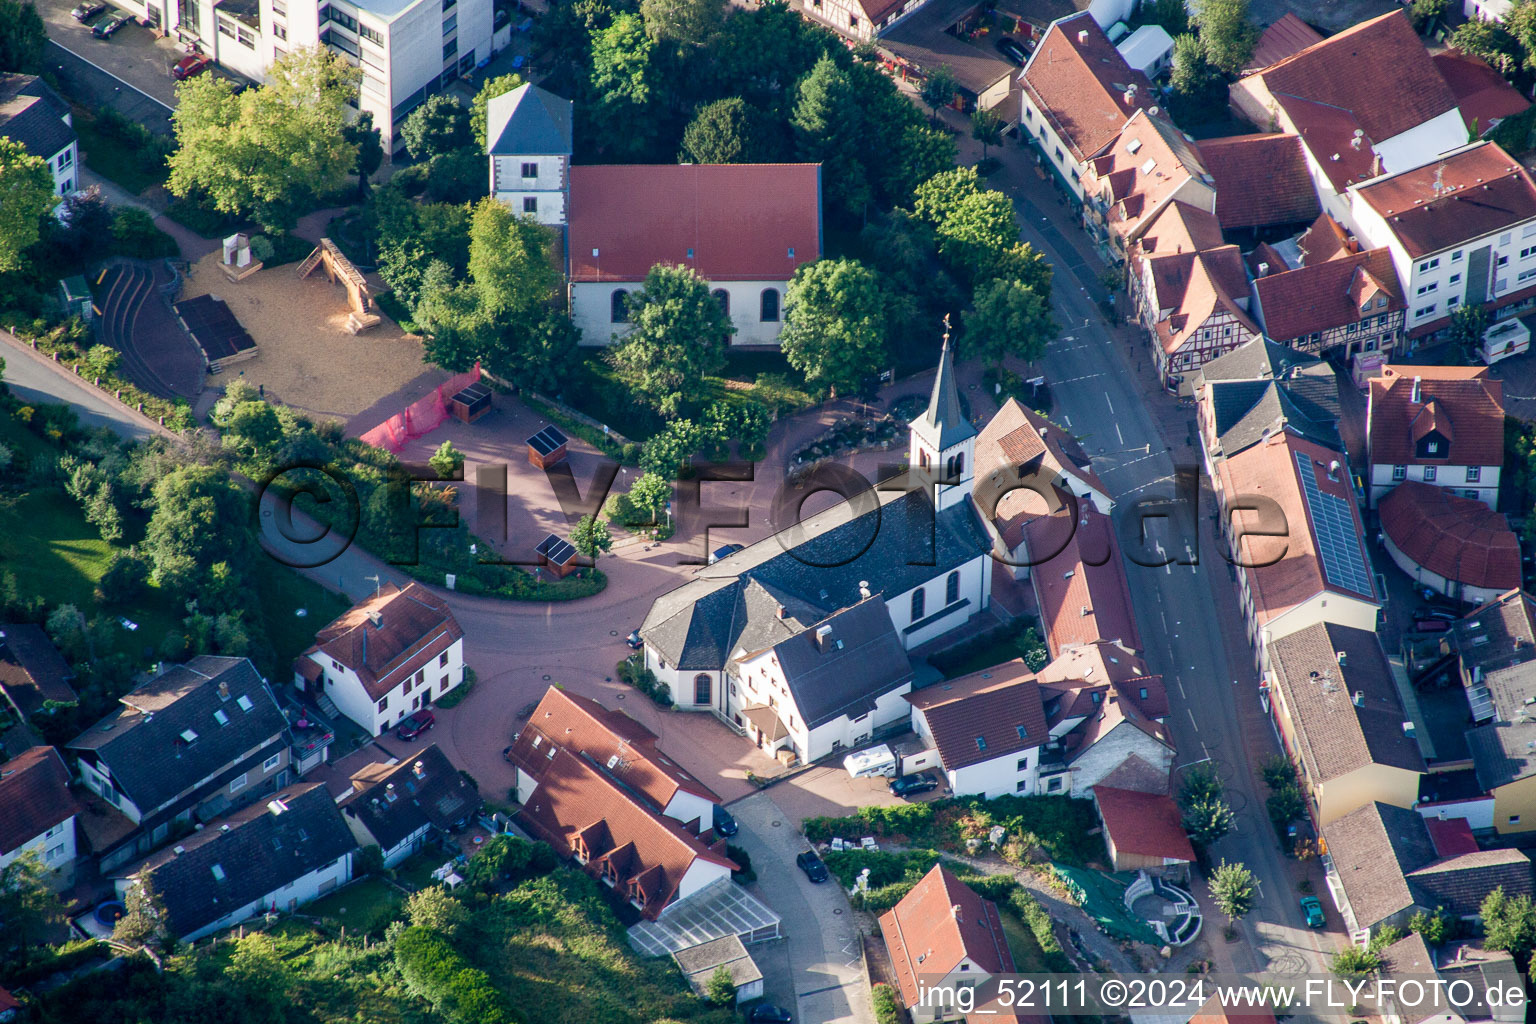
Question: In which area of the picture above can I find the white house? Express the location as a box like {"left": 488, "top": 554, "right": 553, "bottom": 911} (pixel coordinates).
{"left": 340, "top": 743, "right": 480, "bottom": 866}
{"left": 294, "top": 581, "right": 465, "bottom": 736}
{"left": 0, "top": 746, "right": 79, "bottom": 874}
{"left": 485, "top": 83, "right": 570, "bottom": 227}
{"left": 0, "top": 75, "right": 78, "bottom": 195}
{"left": 905, "top": 660, "right": 1045, "bottom": 798}
{"left": 116, "top": 782, "right": 356, "bottom": 942}
{"left": 1365, "top": 365, "right": 1505, "bottom": 509}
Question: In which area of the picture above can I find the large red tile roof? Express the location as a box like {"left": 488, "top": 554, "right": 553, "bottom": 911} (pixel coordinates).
{"left": 1021, "top": 13, "right": 1152, "bottom": 163}
{"left": 1380, "top": 482, "right": 1520, "bottom": 591}
{"left": 1082, "top": 111, "right": 1213, "bottom": 246}
{"left": 1354, "top": 142, "right": 1536, "bottom": 259}
{"left": 1134, "top": 200, "right": 1226, "bottom": 259}
{"left": 305, "top": 582, "right": 464, "bottom": 701}
{"left": 567, "top": 164, "right": 822, "bottom": 283}
{"left": 1247, "top": 13, "right": 1323, "bottom": 71}
{"left": 1093, "top": 785, "right": 1195, "bottom": 862}
{"left": 1191, "top": 990, "right": 1279, "bottom": 1024}
{"left": 1021, "top": 505, "right": 1142, "bottom": 656}
{"left": 1274, "top": 93, "right": 1379, "bottom": 193}
{"left": 1367, "top": 364, "right": 1504, "bottom": 467}
{"left": 974, "top": 398, "right": 1109, "bottom": 518}
{"left": 1254, "top": 248, "right": 1403, "bottom": 342}
{"left": 906, "top": 660, "right": 1046, "bottom": 771}
{"left": 1197, "top": 133, "right": 1319, "bottom": 229}
{"left": 0, "top": 745, "right": 79, "bottom": 858}
{"left": 879, "top": 864, "right": 1016, "bottom": 1010}
{"left": 1147, "top": 246, "right": 1260, "bottom": 356}
{"left": 1434, "top": 51, "right": 1532, "bottom": 136}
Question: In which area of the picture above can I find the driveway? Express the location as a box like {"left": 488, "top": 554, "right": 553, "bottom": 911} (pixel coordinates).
{"left": 729, "top": 791, "right": 872, "bottom": 1024}
{"left": 39, "top": 1, "right": 183, "bottom": 109}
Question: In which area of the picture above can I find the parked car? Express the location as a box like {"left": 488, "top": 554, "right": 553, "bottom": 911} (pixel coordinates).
{"left": 749, "top": 1006, "right": 793, "bottom": 1024}
{"left": 994, "top": 36, "right": 1028, "bottom": 65}
{"left": 1300, "top": 895, "right": 1325, "bottom": 928}
{"left": 712, "top": 804, "right": 738, "bottom": 837}
{"left": 625, "top": 629, "right": 643, "bottom": 649}
{"left": 795, "top": 850, "right": 829, "bottom": 883}
{"left": 890, "top": 772, "right": 939, "bottom": 797}
{"left": 1414, "top": 606, "right": 1459, "bottom": 622}
{"left": 92, "top": 13, "right": 129, "bottom": 36}
{"left": 1413, "top": 618, "right": 1451, "bottom": 634}
{"left": 395, "top": 709, "right": 436, "bottom": 740}
{"left": 172, "top": 53, "right": 212, "bottom": 80}
{"left": 709, "top": 543, "right": 745, "bottom": 565}
{"left": 71, "top": 2, "right": 107, "bottom": 20}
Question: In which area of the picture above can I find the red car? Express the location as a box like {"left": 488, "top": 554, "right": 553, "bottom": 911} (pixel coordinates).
{"left": 172, "top": 53, "right": 211, "bottom": 80}
{"left": 395, "top": 709, "right": 435, "bottom": 740}
{"left": 1413, "top": 618, "right": 1451, "bottom": 634}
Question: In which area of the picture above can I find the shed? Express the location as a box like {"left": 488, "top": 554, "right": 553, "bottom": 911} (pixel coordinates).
{"left": 59, "top": 276, "right": 92, "bottom": 322}
{"left": 1093, "top": 785, "right": 1195, "bottom": 879}
{"left": 449, "top": 381, "right": 493, "bottom": 424}
{"left": 1116, "top": 24, "right": 1174, "bottom": 79}
{"left": 534, "top": 533, "right": 579, "bottom": 578}
{"left": 672, "top": 935, "right": 764, "bottom": 1004}
{"left": 526, "top": 424, "right": 569, "bottom": 469}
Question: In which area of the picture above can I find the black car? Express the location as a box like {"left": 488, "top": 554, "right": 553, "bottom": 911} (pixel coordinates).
{"left": 712, "top": 804, "right": 739, "bottom": 837}
{"left": 91, "top": 12, "right": 129, "bottom": 36}
{"left": 995, "top": 35, "right": 1028, "bottom": 65}
{"left": 71, "top": 1, "right": 107, "bottom": 19}
{"left": 625, "top": 629, "right": 643, "bottom": 649}
{"left": 749, "top": 1006, "right": 793, "bottom": 1024}
{"left": 795, "top": 850, "right": 829, "bottom": 883}
{"left": 890, "top": 772, "right": 939, "bottom": 797}
{"left": 1414, "top": 606, "right": 1459, "bottom": 622}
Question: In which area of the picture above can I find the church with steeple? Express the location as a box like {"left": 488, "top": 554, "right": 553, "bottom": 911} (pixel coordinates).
{"left": 636, "top": 341, "right": 995, "bottom": 765}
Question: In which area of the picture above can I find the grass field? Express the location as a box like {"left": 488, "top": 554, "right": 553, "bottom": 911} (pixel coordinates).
{"left": 72, "top": 108, "right": 168, "bottom": 196}
{"left": 304, "top": 878, "right": 404, "bottom": 935}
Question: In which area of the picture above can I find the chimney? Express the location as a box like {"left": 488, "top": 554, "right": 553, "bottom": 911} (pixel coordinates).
{"left": 815, "top": 624, "right": 834, "bottom": 652}
{"left": 220, "top": 823, "right": 230, "bottom": 832}
{"left": 369, "top": 610, "right": 383, "bottom": 629}
{"left": 950, "top": 904, "right": 962, "bottom": 920}
{"left": 386, "top": 782, "right": 398, "bottom": 803}
{"left": 1336, "top": 650, "right": 1348, "bottom": 667}
{"left": 775, "top": 603, "right": 786, "bottom": 619}
{"left": 1258, "top": 262, "right": 1269, "bottom": 277}
{"left": 172, "top": 845, "right": 186, "bottom": 856}
{"left": 1403, "top": 721, "right": 1416, "bottom": 737}
{"left": 1411, "top": 376, "right": 1422, "bottom": 403}
{"left": 1039, "top": 425, "right": 1048, "bottom": 439}
{"left": 413, "top": 760, "right": 425, "bottom": 779}
{"left": 1352, "top": 691, "right": 1364, "bottom": 707}
{"left": 859, "top": 580, "right": 871, "bottom": 600}
{"left": 1078, "top": 28, "right": 1088, "bottom": 43}
{"left": 218, "top": 680, "right": 230, "bottom": 700}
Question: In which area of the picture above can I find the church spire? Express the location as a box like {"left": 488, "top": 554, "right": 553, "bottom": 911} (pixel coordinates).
{"left": 909, "top": 317, "right": 977, "bottom": 452}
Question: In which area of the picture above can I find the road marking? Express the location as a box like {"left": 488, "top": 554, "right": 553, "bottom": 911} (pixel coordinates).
{"left": 51, "top": 41, "right": 173, "bottom": 112}
{"left": 1053, "top": 372, "right": 1105, "bottom": 385}
{"left": 1187, "top": 709, "right": 1199, "bottom": 730}
{"left": 1106, "top": 395, "right": 1115, "bottom": 414}
{"left": 1115, "top": 422, "right": 1124, "bottom": 445}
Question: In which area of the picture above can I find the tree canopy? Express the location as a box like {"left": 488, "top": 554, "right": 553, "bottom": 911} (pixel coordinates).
{"left": 962, "top": 277, "right": 1056, "bottom": 368}
{"left": 780, "top": 257, "right": 889, "bottom": 394}
{"left": 401, "top": 94, "right": 473, "bottom": 161}
{"left": 0, "top": 0, "right": 45, "bottom": 75}
{"left": 1193, "top": 0, "right": 1259, "bottom": 75}
{"left": 680, "top": 96, "right": 764, "bottom": 163}
{"left": 471, "top": 73, "right": 527, "bottom": 150}
{"left": 608, "top": 263, "right": 733, "bottom": 416}
{"left": 0, "top": 136, "right": 56, "bottom": 272}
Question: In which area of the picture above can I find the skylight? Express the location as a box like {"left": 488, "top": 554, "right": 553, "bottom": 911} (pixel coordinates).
{"left": 975, "top": 736, "right": 987, "bottom": 751}
{"left": 180, "top": 729, "right": 198, "bottom": 744}
{"left": 237, "top": 695, "right": 255, "bottom": 712}
{"left": 211, "top": 864, "right": 226, "bottom": 882}
{"left": 213, "top": 710, "right": 229, "bottom": 727}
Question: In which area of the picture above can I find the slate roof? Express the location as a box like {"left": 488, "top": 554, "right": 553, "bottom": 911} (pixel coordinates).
{"left": 0, "top": 85, "right": 74, "bottom": 161}
{"left": 1021, "top": 505, "right": 1141, "bottom": 656}
{"left": 1368, "top": 365, "right": 1504, "bottom": 468}
{"left": 1434, "top": 51, "right": 1531, "bottom": 136}
{"left": 1020, "top": 12, "right": 1153, "bottom": 164}
{"left": 906, "top": 660, "right": 1046, "bottom": 771}
{"left": 910, "top": 336, "right": 978, "bottom": 453}
{"left": 304, "top": 582, "right": 464, "bottom": 702}
{"left": 1198, "top": 134, "right": 1319, "bottom": 230}
{"left": 507, "top": 687, "right": 719, "bottom": 814}
{"left": 1321, "top": 801, "right": 1437, "bottom": 929}
{"left": 879, "top": 864, "right": 1016, "bottom": 1010}
{"left": 1380, "top": 483, "right": 1520, "bottom": 591}
{"left": 341, "top": 743, "right": 480, "bottom": 850}
{"left": 484, "top": 83, "right": 572, "bottom": 155}
{"left": 568, "top": 164, "right": 822, "bottom": 283}
{"left": 641, "top": 488, "right": 988, "bottom": 670}
{"left": 1093, "top": 785, "right": 1194, "bottom": 863}
{"left": 1267, "top": 622, "right": 1425, "bottom": 785}
{"left": 67, "top": 657, "right": 286, "bottom": 814}
{"left": 1202, "top": 356, "right": 1342, "bottom": 459}
{"left": 0, "top": 623, "right": 77, "bottom": 719}
{"left": 131, "top": 782, "right": 357, "bottom": 939}
{"left": 1355, "top": 143, "right": 1536, "bottom": 259}
{"left": 1254, "top": 248, "right": 1405, "bottom": 343}
{"left": 1246, "top": 13, "right": 1323, "bottom": 71}
{"left": 1407, "top": 848, "right": 1535, "bottom": 918}
{"left": 0, "top": 746, "right": 79, "bottom": 857}
{"left": 763, "top": 597, "right": 914, "bottom": 730}
{"left": 1196, "top": 336, "right": 1326, "bottom": 385}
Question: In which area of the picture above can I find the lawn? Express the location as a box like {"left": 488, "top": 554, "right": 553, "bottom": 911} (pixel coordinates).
{"left": 72, "top": 108, "right": 169, "bottom": 196}
{"left": 254, "top": 560, "right": 353, "bottom": 670}
{"left": 304, "top": 877, "right": 403, "bottom": 935}
{"left": 998, "top": 905, "right": 1053, "bottom": 973}
{"left": 930, "top": 619, "right": 1048, "bottom": 679}
{"left": 393, "top": 851, "right": 446, "bottom": 892}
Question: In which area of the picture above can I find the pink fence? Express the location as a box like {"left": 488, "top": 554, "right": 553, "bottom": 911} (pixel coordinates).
{"left": 359, "top": 363, "right": 482, "bottom": 453}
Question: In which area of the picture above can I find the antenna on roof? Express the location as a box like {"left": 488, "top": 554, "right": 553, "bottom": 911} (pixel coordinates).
{"left": 365, "top": 574, "right": 381, "bottom": 598}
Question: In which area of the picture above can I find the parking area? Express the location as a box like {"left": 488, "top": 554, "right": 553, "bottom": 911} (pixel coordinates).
{"left": 38, "top": 0, "right": 184, "bottom": 108}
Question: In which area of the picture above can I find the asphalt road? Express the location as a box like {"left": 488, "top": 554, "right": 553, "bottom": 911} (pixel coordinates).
{"left": 1, "top": 333, "right": 158, "bottom": 439}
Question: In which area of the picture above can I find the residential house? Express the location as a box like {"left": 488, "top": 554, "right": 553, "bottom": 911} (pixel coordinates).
{"left": 1019, "top": 12, "right": 1152, "bottom": 204}
{"left": 1250, "top": 248, "right": 1406, "bottom": 382}
{"left": 1193, "top": 337, "right": 1341, "bottom": 476}
{"left": 1244, "top": 13, "right": 1322, "bottom": 72}
{"left": 879, "top": 863, "right": 1019, "bottom": 1023}
{"left": 115, "top": 782, "right": 356, "bottom": 942}
{"left": 1434, "top": 944, "right": 1526, "bottom": 1024}
{"left": 1365, "top": 365, "right": 1505, "bottom": 509}
{"left": 639, "top": 342, "right": 990, "bottom": 741}
{"left": 485, "top": 83, "right": 570, "bottom": 227}
{"left": 1018, "top": 503, "right": 1141, "bottom": 658}
{"left": 1212, "top": 430, "right": 1381, "bottom": 672}
{"left": 1350, "top": 143, "right": 1536, "bottom": 341}
{"left": 68, "top": 656, "right": 293, "bottom": 872}
{"left": 1079, "top": 109, "right": 1215, "bottom": 264}
{"left": 904, "top": 659, "right": 1047, "bottom": 798}
{"left": 796, "top": 0, "right": 925, "bottom": 42}
{"left": 1379, "top": 483, "right": 1520, "bottom": 605}
{"left": 103, "top": 0, "right": 491, "bottom": 153}
{"left": 1092, "top": 785, "right": 1194, "bottom": 879}
{"left": 295, "top": 581, "right": 466, "bottom": 736}
{"left": 506, "top": 686, "right": 721, "bottom": 832}
{"left": 1036, "top": 643, "right": 1174, "bottom": 797}
{"left": 1115, "top": 23, "right": 1174, "bottom": 79}
{"left": 0, "top": 74, "right": 76, "bottom": 195}
{"left": 0, "top": 623, "right": 77, "bottom": 725}
{"left": 1456, "top": 591, "right": 1536, "bottom": 833}
{"left": 516, "top": 745, "right": 737, "bottom": 920}
{"left": 1196, "top": 133, "right": 1319, "bottom": 237}
{"left": 0, "top": 746, "right": 80, "bottom": 873}
{"left": 1433, "top": 51, "right": 1531, "bottom": 141}
{"left": 340, "top": 743, "right": 480, "bottom": 866}
{"left": 1263, "top": 622, "right": 1425, "bottom": 828}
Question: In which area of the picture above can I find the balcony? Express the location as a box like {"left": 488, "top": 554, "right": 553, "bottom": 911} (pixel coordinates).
{"left": 283, "top": 701, "right": 337, "bottom": 772}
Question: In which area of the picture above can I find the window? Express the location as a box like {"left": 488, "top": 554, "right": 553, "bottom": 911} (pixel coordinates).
{"left": 1512, "top": 815, "right": 1522, "bottom": 825}
{"left": 45, "top": 844, "right": 64, "bottom": 863}
{"left": 1453, "top": 250, "right": 1463, "bottom": 262}
{"left": 1418, "top": 258, "right": 1440, "bottom": 273}
{"left": 523, "top": 197, "right": 538, "bottom": 214}
{"left": 1016, "top": 757, "right": 1029, "bottom": 771}
{"left": 271, "top": 0, "right": 285, "bottom": 13}
{"left": 443, "top": 38, "right": 457, "bottom": 60}
{"left": 1416, "top": 282, "right": 1438, "bottom": 295}
{"left": 975, "top": 736, "right": 987, "bottom": 751}
{"left": 217, "top": 16, "right": 235, "bottom": 37}
{"left": 263, "top": 753, "right": 281, "bottom": 772}
{"left": 1047, "top": 776, "right": 1064, "bottom": 792}
{"left": 443, "top": 0, "right": 455, "bottom": 9}
{"left": 1498, "top": 254, "right": 1510, "bottom": 267}
{"left": 1464, "top": 489, "right": 1480, "bottom": 499}
{"left": 1449, "top": 273, "right": 1462, "bottom": 285}
{"left": 945, "top": 571, "right": 960, "bottom": 605}
{"left": 229, "top": 772, "right": 248, "bottom": 793}
{"left": 694, "top": 674, "right": 712, "bottom": 705}
{"left": 1016, "top": 724, "right": 1028, "bottom": 739}
{"left": 521, "top": 161, "right": 538, "bottom": 178}
{"left": 611, "top": 289, "right": 629, "bottom": 323}
{"left": 1467, "top": 466, "right": 1482, "bottom": 483}
{"left": 1415, "top": 304, "right": 1437, "bottom": 318}
{"left": 1448, "top": 296, "right": 1461, "bottom": 308}
{"left": 1522, "top": 268, "right": 1536, "bottom": 284}
{"left": 849, "top": 13, "right": 858, "bottom": 25}
{"left": 712, "top": 288, "right": 730, "bottom": 316}
{"left": 760, "top": 288, "right": 779, "bottom": 322}
{"left": 273, "top": 22, "right": 286, "bottom": 38}
{"left": 1016, "top": 780, "right": 1029, "bottom": 792}
{"left": 1424, "top": 465, "right": 1438, "bottom": 481}
{"left": 1392, "top": 464, "right": 1406, "bottom": 481}
{"left": 911, "top": 588, "right": 925, "bottom": 621}
{"left": 58, "top": 149, "right": 72, "bottom": 170}
{"left": 237, "top": 25, "right": 255, "bottom": 47}
{"left": 1503, "top": 233, "right": 1514, "bottom": 245}
{"left": 359, "top": 22, "right": 381, "bottom": 44}
{"left": 439, "top": 675, "right": 447, "bottom": 692}
{"left": 438, "top": 651, "right": 449, "bottom": 668}
{"left": 377, "top": 696, "right": 388, "bottom": 713}
{"left": 442, "top": 11, "right": 456, "bottom": 33}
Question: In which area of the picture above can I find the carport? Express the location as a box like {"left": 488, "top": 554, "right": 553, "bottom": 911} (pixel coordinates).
{"left": 628, "top": 877, "right": 781, "bottom": 957}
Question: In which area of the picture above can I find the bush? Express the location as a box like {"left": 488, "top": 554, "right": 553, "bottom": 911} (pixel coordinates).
{"left": 393, "top": 926, "right": 506, "bottom": 1024}
{"left": 436, "top": 666, "right": 475, "bottom": 708}
{"left": 872, "top": 983, "right": 903, "bottom": 1024}
{"left": 96, "top": 551, "right": 150, "bottom": 604}
{"left": 1006, "top": 889, "right": 1072, "bottom": 972}
{"left": 355, "top": 844, "right": 384, "bottom": 877}
{"left": 110, "top": 209, "right": 178, "bottom": 259}
{"left": 726, "top": 844, "right": 756, "bottom": 883}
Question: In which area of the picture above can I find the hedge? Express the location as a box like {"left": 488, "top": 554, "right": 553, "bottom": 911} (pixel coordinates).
{"left": 872, "top": 982, "right": 904, "bottom": 1024}
{"left": 1007, "top": 889, "right": 1072, "bottom": 972}
{"left": 394, "top": 926, "right": 505, "bottom": 1024}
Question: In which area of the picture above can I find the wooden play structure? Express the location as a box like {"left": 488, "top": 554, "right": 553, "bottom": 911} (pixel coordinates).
{"left": 297, "top": 238, "right": 381, "bottom": 334}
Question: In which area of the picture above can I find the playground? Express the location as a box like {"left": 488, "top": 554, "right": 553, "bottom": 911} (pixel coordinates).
{"left": 176, "top": 247, "right": 432, "bottom": 423}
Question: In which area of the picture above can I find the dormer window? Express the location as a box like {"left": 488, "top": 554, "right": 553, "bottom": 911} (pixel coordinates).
{"left": 1426, "top": 441, "right": 1439, "bottom": 454}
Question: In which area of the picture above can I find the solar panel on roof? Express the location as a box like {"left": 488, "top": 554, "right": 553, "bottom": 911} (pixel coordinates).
{"left": 1293, "top": 450, "right": 1374, "bottom": 597}
{"left": 535, "top": 534, "right": 577, "bottom": 564}
{"left": 527, "top": 425, "right": 568, "bottom": 457}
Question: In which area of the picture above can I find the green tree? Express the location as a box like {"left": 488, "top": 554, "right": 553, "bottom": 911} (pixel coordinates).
{"left": 609, "top": 263, "right": 732, "bottom": 417}
{"left": 1171, "top": 33, "right": 1216, "bottom": 98}
{"left": 343, "top": 111, "right": 384, "bottom": 198}
{"left": 1265, "top": 784, "right": 1306, "bottom": 827}
{"left": 628, "top": 472, "right": 672, "bottom": 521}
{"left": 1143, "top": 0, "right": 1189, "bottom": 35}
{"left": 1259, "top": 754, "right": 1297, "bottom": 791}
{"left": 571, "top": 514, "right": 613, "bottom": 557}
{"left": 401, "top": 94, "right": 472, "bottom": 161}
{"left": 589, "top": 12, "right": 657, "bottom": 157}
{"left": 1409, "top": 0, "right": 1448, "bottom": 32}
{"left": 227, "top": 933, "right": 293, "bottom": 1023}
{"left": 1449, "top": 302, "right": 1489, "bottom": 360}
{"left": 640, "top": 0, "right": 725, "bottom": 43}
{"left": 471, "top": 73, "right": 525, "bottom": 150}
{"left": 883, "top": 124, "right": 959, "bottom": 204}
{"left": 912, "top": 167, "right": 1023, "bottom": 285}
{"left": 970, "top": 108, "right": 1005, "bottom": 160}
{"left": 780, "top": 257, "right": 889, "bottom": 394}
{"left": 112, "top": 875, "right": 167, "bottom": 948}
{"left": 429, "top": 439, "right": 465, "bottom": 479}
{"left": 1193, "top": 0, "right": 1259, "bottom": 75}
{"left": 404, "top": 886, "right": 469, "bottom": 937}
{"left": 963, "top": 278, "right": 1055, "bottom": 368}
{"left": 0, "top": 851, "right": 58, "bottom": 952}
{"left": 920, "top": 65, "right": 958, "bottom": 120}
{"left": 680, "top": 96, "right": 762, "bottom": 163}
{"left": 1409, "top": 906, "right": 1453, "bottom": 946}
{"left": 0, "top": 0, "right": 45, "bottom": 74}
{"left": 0, "top": 136, "right": 56, "bottom": 272}
{"left": 1450, "top": 18, "right": 1520, "bottom": 75}
{"left": 1507, "top": 0, "right": 1536, "bottom": 71}
{"left": 98, "top": 550, "right": 151, "bottom": 604}
{"left": 1182, "top": 795, "right": 1235, "bottom": 846}
{"left": 144, "top": 466, "right": 254, "bottom": 596}
{"left": 704, "top": 964, "right": 736, "bottom": 1005}
{"left": 1180, "top": 762, "right": 1223, "bottom": 805}
{"left": 466, "top": 197, "right": 560, "bottom": 320}
{"left": 1482, "top": 886, "right": 1536, "bottom": 970}
{"left": 167, "top": 46, "right": 360, "bottom": 231}
{"left": 1330, "top": 946, "right": 1383, "bottom": 978}
{"left": 640, "top": 419, "right": 702, "bottom": 478}
{"left": 1208, "top": 860, "right": 1256, "bottom": 925}
{"left": 792, "top": 54, "right": 870, "bottom": 217}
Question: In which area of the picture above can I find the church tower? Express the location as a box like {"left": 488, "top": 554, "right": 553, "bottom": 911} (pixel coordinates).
{"left": 908, "top": 327, "right": 977, "bottom": 512}
{"left": 484, "top": 83, "right": 573, "bottom": 229}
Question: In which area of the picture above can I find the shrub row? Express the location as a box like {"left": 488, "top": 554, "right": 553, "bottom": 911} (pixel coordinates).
{"left": 393, "top": 926, "right": 506, "bottom": 1024}
{"left": 872, "top": 982, "right": 904, "bottom": 1024}
{"left": 1006, "top": 889, "right": 1072, "bottom": 972}
{"left": 616, "top": 655, "right": 673, "bottom": 707}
